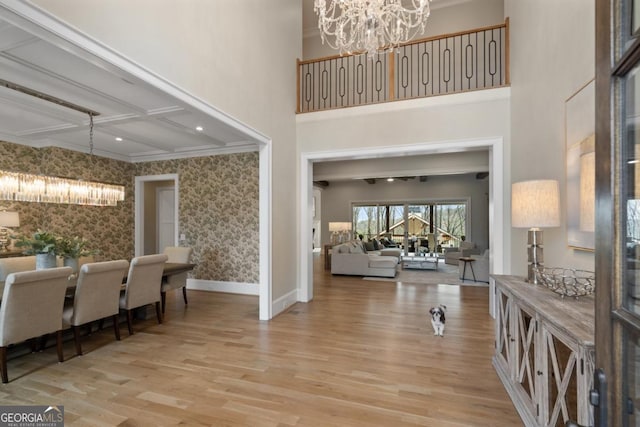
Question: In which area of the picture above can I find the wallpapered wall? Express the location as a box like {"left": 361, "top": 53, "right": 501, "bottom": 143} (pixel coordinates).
{"left": 0, "top": 140, "right": 260, "bottom": 284}
{"left": 0, "top": 142, "right": 134, "bottom": 261}
{"left": 135, "top": 153, "right": 260, "bottom": 284}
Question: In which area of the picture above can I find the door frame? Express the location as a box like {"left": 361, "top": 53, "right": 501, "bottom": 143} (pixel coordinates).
{"left": 135, "top": 174, "right": 179, "bottom": 256}
{"left": 299, "top": 137, "right": 507, "bottom": 308}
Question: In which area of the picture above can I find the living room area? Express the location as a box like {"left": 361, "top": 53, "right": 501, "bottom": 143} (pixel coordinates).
{"left": 313, "top": 151, "right": 491, "bottom": 285}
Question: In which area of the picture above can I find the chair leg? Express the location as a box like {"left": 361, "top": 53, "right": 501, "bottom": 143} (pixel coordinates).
{"left": 182, "top": 286, "right": 188, "bottom": 305}
{"left": 98, "top": 318, "right": 105, "bottom": 330}
{"left": 72, "top": 325, "right": 82, "bottom": 356}
{"left": 126, "top": 310, "right": 134, "bottom": 335}
{"left": 39, "top": 334, "right": 48, "bottom": 351}
{"left": 56, "top": 330, "right": 64, "bottom": 363}
{"left": 161, "top": 291, "right": 166, "bottom": 314}
{"left": 0, "top": 346, "right": 7, "bottom": 383}
{"left": 155, "top": 302, "right": 163, "bottom": 324}
{"left": 112, "top": 314, "right": 121, "bottom": 341}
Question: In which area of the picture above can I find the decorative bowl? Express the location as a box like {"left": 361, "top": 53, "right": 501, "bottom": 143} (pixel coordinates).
{"left": 533, "top": 267, "right": 595, "bottom": 298}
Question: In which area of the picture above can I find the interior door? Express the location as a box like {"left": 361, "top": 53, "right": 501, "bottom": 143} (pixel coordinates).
{"left": 157, "top": 187, "right": 175, "bottom": 253}
{"left": 596, "top": 0, "right": 640, "bottom": 424}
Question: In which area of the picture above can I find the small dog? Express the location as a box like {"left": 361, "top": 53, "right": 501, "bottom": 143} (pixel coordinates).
{"left": 429, "top": 305, "right": 447, "bottom": 337}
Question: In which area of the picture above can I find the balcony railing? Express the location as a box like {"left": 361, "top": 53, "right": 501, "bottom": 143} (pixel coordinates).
{"left": 297, "top": 19, "right": 509, "bottom": 113}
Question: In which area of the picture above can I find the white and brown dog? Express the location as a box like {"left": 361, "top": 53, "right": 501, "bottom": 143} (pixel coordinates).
{"left": 429, "top": 305, "right": 447, "bottom": 337}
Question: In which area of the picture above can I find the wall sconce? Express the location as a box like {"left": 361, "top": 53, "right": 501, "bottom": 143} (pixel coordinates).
{"left": 512, "top": 180, "right": 561, "bottom": 283}
{"left": 0, "top": 211, "right": 20, "bottom": 251}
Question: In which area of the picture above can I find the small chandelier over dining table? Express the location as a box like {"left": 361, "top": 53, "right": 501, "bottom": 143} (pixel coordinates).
{"left": 314, "top": 0, "right": 432, "bottom": 59}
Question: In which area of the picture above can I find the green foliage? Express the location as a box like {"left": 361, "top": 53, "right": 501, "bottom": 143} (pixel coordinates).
{"left": 56, "top": 235, "right": 98, "bottom": 259}
{"left": 15, "top": 230, "right": 58, "bottom": 255}
{"left": 15, "top": 231, "right": 98, "bottom": 258}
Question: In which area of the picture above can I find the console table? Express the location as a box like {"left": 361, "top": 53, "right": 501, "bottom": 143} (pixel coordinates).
{"left": 492, "top": 275, "right": 594, "bottom": 427}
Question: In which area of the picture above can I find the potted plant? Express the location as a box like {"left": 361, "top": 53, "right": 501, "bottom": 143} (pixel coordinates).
{"left": 57, "top": 236, "right": 97, "bottom": 273}
{"left": 15, "top": 230, "right": 59, "bottom": 269}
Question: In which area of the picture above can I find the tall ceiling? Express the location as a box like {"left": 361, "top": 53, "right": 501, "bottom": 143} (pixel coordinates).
{"left": 0, "top": 2, "right": 265, "bottom": 163}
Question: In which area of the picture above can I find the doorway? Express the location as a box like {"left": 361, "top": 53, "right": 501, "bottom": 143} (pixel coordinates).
{"left": 299, "top": 137, "right": 507, "bottom": 311}
{"left": 135, "top": 174, "right": 179, "bottom": 256}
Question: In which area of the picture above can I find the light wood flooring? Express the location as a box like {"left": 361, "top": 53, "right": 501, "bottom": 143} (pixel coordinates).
{"left": 0, "top": 255, "right": 521, "bottom": 426}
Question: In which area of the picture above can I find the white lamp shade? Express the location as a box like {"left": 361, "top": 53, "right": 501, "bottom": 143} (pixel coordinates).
{"left": 0, "top": 211, "right": 19, "bottom": 227}
{"left": 329, "top": 222, "right": 351, "bottom": 232}
{"left": 512, "top": 180, "right": 560, "bottom": 228}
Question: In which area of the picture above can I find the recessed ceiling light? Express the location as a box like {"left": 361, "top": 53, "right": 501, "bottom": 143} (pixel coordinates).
{"left": 387, "top": 178, "right": 394, "bottom": 182}
{"left": 195, "top": 126, "right": 204, "bottom": 132}
{"left": 115, "top": 137, "right": 123, "bottom": 142}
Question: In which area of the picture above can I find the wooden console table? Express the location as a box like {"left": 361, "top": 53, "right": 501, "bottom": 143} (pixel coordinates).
{"left": 492, "top": 275, "right": 594, "bottom": 427}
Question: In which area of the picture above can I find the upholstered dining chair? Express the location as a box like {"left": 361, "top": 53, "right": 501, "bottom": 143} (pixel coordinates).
{"left": 161, "top": 246, "right": 193, "bottom": 313}
{"left": 62, "top": 260, "right": 129, "bottom": 356}
{"left": 119, "top": 254, "right": 168, "bottom": 335}
{"left": 0, "top": 266, "right": 72, "bottom": 383}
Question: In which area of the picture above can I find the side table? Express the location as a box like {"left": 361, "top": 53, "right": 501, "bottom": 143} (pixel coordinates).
{"left": 323, "top": 244, "right": 334, "bottom": 270}
{"left": 459, "top": 257, "right": 477, "bottom": 282}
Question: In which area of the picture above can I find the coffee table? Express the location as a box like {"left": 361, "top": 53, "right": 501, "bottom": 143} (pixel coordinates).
{"left": 401, "top": 255, "right": 439, "bottom": 270}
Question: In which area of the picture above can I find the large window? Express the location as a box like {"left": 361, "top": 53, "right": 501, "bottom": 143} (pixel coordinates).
{"left": 352, "top": 200, "right": 468, "bottom": 251}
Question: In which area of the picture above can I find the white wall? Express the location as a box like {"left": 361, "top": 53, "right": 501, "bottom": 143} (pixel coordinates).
{"left": 505, "top": 0, "right": 595, "bottom": 275}
{"left": 33, "top": 0, "right": 303, "bottom": 306}
{"left": 320, "top": 173, "right": 490, "bottom": 250}
{"left": 303, "top": 0, "right": 505, "bottom": 60}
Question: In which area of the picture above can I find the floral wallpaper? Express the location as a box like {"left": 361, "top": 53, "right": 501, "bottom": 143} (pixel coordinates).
{"left": 0, "top": 142, "right": 134, "bottom": 261}
{"left": 0, "top": 140, "right": 260, "bottom": 284}
{"left": 135, "top": 153, "right": 260, "bottom": 283}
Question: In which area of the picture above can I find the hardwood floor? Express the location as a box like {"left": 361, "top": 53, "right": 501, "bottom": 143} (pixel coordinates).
{"left": 0, "top": 256, "right": 521, "bottom": 426}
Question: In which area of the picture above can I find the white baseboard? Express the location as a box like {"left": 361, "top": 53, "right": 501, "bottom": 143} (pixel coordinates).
{"left": 187, "top": 278, "right": 259, "bottom": 295}
{"left": 272, "top": 288, "right": 298, "bottom": 317}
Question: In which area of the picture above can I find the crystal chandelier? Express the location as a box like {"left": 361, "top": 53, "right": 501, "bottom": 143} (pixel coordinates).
{"left": 314, "top": 0, "right": 431, "bottom": 59}
{"left": 0, "top": 171, "right": 125, "bottom": 206}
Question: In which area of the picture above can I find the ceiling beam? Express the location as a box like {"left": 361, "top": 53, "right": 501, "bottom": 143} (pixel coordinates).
{"left": 476, "top": 172, "right": 489, "bottom": 180}
{"left": 364, "top": 178, "right": 376, "bottom": 184}
{"left": 313, "top": 180, "right": 329, "bottom": 187}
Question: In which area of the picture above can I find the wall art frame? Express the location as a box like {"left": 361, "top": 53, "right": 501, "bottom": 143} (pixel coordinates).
{"left": 566, "top": 78, "right": 595, "bottom": 251}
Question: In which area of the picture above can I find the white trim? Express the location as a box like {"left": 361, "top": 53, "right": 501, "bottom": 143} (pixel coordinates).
{"left": 259, "top": 141, "right": 273, "bottom": 320}
{"left": 271, "top": 289, "right": 298, "bottom": 317}
{"left": 299, "top": 137, "right": 506, "bottom": 306}
{"left": 134, "top": 174, "right": 179, "bottom": 257}
{"left": 187, "top": 279, "right": 259, "bottom": 296}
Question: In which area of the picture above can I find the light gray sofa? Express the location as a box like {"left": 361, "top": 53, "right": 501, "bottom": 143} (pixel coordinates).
{"left": 331, "top": 241, "right": 398, "bottom": 278}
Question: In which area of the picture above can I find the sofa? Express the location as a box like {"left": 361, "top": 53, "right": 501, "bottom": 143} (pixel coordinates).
{"left": 444, "top": 241, "right": 482, "bottom": 265}
{"left": 458, "top": 249, "right": 490, "bottom": 282}
{"left": 331, "top": 241, "right": 398, "bottom": 278}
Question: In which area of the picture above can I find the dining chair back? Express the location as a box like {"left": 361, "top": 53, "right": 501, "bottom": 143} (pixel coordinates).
{"left": 0, "top": 266, "right": 72, "bottom": 383}
{"left": 63, "top": 260, "right": 129, "bottom": 355}
{"left": 120, "top": 253, "right": 168, "bottom": 335}
{"left": 161, "top": 246, "right": 193, "bottom": 313}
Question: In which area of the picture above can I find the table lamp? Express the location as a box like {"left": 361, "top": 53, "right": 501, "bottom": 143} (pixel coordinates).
{"left": 511, "top": 180, "right": 560, "bottom": 283}
{"left": 0, "top": 211, "right": 20, "bottom": 250}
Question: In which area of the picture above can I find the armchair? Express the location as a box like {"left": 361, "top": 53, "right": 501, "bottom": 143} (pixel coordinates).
{"left": 444, "top": 241, "right": 482, "bottom": 265}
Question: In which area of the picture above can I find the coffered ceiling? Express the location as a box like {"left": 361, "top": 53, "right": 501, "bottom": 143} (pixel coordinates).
{"left": 0, "top": 2, "right": 265, "bottom": 163}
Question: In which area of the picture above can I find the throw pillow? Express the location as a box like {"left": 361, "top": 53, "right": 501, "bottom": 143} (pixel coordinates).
{"left": 372, "top": 239, "right": 380, "bottom": 250}
{"left": 364, "top": 241, "right": 375, "bottom": 251}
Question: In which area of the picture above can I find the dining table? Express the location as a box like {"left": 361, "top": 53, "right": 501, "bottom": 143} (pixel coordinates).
{"left": 0, "top": 262, "right": 197, "bottom": 302}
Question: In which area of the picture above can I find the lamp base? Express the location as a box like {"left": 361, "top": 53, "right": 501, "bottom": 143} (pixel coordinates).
{"left": 526, "top": 229, "right": 543, "bottom": 284}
